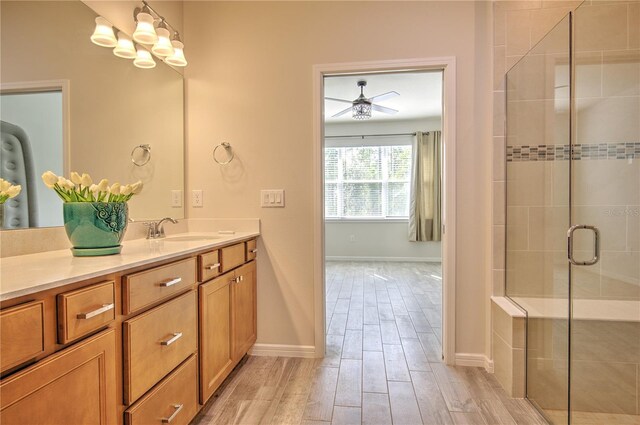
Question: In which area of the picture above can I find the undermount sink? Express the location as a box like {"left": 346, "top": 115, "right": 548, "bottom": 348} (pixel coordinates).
{"left": 164, "top": 235, "right": 220, "bottom": 242}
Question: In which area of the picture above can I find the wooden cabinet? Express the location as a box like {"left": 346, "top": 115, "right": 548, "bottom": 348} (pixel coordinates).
{"left": 0, "top": 301, "right": 45, "bottom": 373}
{"left": 198, "top": 273, "right": 234, "bottom": 403}
{"left": 198, "top": 249, "right": 221, "bottom": 282}
{"left": 246, "top": 239, "right": 257, "bottom": 261}
{"left": 125, "top": 355, "right": 198, "bottom": 425}
{"left": 123, "top": 291, "right": 197, "bottom": 405}
{"left": 122, "top": 257, "right": 196, "bottom": 315}
{"left": 0, "top": 329, "right": 117, "bottom": 425}
{"left": 221, "top": 243, "right": 245, "bottom": 273}
{"left": 231, "top": 261, "right": 257, "bottom": 362}
{"left": 1, "top": 236, "right": 257, "bottom": 425}
{"left": 57, "top": 280, "right": 115, "bottom": 344}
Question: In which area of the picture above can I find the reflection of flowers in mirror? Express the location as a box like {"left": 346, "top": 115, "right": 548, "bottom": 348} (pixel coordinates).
{"left": 0, "top": 179, "right": 21, "bottom": 204}
{"left": 41, "top": 171, "right": 143, "bottom": 203}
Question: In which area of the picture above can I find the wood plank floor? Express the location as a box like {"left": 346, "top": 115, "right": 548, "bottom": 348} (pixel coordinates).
{"left": 195, "top": 261, "right": 548, "bottom": 425}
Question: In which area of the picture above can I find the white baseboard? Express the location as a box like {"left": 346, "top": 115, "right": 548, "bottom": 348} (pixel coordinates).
{"left": 326, "top": 256, "right": 442, "bottom": 263}
{"left": 484, "top": 358, "right": 494, "bottom": 373}
{"left": 455, "top": 353, "right": 494, "bottom": 372}
{"left": 249, "top": 343, "right": 316, "bottom": 358}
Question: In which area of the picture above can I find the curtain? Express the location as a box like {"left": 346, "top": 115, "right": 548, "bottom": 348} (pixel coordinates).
{"left": 409, "top": 131, "right": 442, "bottom": 242}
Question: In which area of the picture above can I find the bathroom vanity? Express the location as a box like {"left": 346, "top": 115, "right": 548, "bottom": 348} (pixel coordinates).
{"left": 0, "top": 232, "right": 259, "bottom": 425}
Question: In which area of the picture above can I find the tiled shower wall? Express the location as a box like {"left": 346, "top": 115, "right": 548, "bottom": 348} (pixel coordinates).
{"left": 492, "top": 0, "right": 583, "bottom": 298}
{"left": 492, "top": 0, "right": 640, "bottom": 409}
{"left": 491, "top": 0, "right": 582, "bottom": 397}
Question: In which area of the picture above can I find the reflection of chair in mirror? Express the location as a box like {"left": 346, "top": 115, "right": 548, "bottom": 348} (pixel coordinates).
{"left": 0, "top": 120, "right": 38, "bottom": 228}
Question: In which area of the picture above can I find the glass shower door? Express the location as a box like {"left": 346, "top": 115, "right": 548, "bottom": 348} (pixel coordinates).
{"left": 570, "top": 2, "right": 640, "bottom": 425}
{"left": 505, "top": 14, "right": 572, "bottom": 425}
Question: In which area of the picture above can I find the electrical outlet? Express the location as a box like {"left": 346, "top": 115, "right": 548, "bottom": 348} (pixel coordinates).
{"left": 171, "top": 190, "right": 182, "bottom": 207}
{"left": 192, "top": 190, "right": 203, "bottom": 207}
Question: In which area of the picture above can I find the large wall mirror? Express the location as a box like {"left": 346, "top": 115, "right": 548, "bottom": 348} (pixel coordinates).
{"left": 0, "top": 1, "right": 184, "bottom": 230}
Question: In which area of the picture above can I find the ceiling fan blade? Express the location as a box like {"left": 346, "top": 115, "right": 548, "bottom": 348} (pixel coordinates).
{"left": 325, "top": 97, "right": 353, "bottom": 104}
{"left": 331, "top": 106, "right": 353, "bottom": 118}
{"left": 371, "top": 104, "right": 398, "bottom": 115}
{"left": 369, "top": 91, "right": 399, "bottom": 102}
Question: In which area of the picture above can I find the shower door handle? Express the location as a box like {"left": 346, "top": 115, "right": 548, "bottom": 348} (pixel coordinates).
{"left": 567, "top": 224, "right": 600, "bottom": 266}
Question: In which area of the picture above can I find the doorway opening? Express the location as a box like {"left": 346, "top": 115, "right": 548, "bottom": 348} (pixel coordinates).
{"left": 314, "top": 61, "right": 455, "bottom": 367}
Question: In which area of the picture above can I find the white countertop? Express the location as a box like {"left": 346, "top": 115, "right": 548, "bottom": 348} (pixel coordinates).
{"left": 0, "top": 231, "right": 259, "bottom": 301}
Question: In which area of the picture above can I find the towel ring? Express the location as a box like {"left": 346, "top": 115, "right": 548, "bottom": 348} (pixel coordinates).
{"left": 213, "top": 142, "right": 235, "bottom": 165}
{"left": 131, "top": 144, "right": 151, "bottom": 166}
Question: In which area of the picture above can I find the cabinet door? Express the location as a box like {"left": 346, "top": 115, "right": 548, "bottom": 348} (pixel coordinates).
{"left": 0, "top": 329, "right": 117, "bottom": 425}
{"left": 198, "top": 273, "right": 234, "bottom": 404}
{"left": 231, "top": 261, "right": 257, "bottom": 362}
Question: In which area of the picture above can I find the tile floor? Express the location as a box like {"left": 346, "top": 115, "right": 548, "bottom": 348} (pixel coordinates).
{"left": 195, "top": 261, "right": 549, "bottom": 425}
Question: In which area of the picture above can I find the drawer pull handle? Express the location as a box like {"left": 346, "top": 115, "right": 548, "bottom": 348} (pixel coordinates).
{"left": 159, "top": 277, "right": 182, "bottom": 287}
{"left": 161, "top": 404, "right": 183, "bottom": 423}
{"left": 205, "top": 263, "right": 221, "bottom": 271}
{"left": 238, "top": 275, "right": 244, "bottom": 282}
{"left": 250, "top": 249, "right": 257, "bottom": 254}
{"left": 76, "top": 303, "right": 114, "bottom": 320}
{"left": 160, "top": 332, "right": 183, "bottom": 346}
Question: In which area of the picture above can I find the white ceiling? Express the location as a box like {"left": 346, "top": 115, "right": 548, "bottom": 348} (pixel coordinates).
{"left": 324, "top": 71, "right": 443, "bottom": 123}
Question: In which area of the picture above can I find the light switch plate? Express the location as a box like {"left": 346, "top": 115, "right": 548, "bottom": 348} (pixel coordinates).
{"left": 192, "top": 190, "right": 203, "bottom": 207}
{"left": 171, "top": 190, "right": 183, "bottom": 207}
{"left": 260, "top": 189, "right": 285, "bottom": 208}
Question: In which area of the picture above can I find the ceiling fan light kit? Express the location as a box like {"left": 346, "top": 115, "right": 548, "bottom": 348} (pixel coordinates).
{"left": 326, "top": 79, "right": 400, "bottom": 120}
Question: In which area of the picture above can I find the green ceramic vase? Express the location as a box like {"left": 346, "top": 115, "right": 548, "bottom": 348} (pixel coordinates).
{"left": 63, "top": 202, "right": 129, "bottom": 256}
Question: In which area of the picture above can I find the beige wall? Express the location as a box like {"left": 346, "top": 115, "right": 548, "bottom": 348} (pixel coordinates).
{"left": 184, "top": 1, "right": 494, "bottom": 355}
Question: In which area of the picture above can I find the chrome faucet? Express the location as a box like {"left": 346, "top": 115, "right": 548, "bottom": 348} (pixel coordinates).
{"left": 145, "top": 217, "right": 178, "bottom": 239}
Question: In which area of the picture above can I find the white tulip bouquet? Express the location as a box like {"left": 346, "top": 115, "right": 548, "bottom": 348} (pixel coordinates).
{"left": 41, "top": 171, "right": 143, "bottom": 203}
{"left": 0, "top": 178, "right": 21, "bottom": 204}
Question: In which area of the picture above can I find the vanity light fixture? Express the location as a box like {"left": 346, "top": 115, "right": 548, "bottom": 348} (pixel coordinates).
{"left": 132, "top": 4, "right": 158, "bottom": 44}
{"left": 90, "top": 17, "right": 117, "bottom": 47}
{"left": 113, "top": 32, "right": 137, "bottom": 59}
{"left": 152, "top": 21, "right": 174, "bottom": 57}
{"left": 90, "top": 2, "right": 186, "bottom": 69}
{"left": 164, "top": 34, "right": 187, "bottom": 67}
{"left": 133, "top": 45, "right": 156, "bottom": 69}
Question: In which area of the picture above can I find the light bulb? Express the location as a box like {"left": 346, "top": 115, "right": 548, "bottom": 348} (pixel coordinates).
{"left": 134, "top": 45, "right": 156, "bottom": 69}
{"left": 152, "top": 26, "right": 174, "bottom": 57}
{"left": 90, "top": 17, "right": 117, "bottom": 47}
{"left": 164, "top": 40, "right": 187, "bottom": 67}
{"left": 113, "top": 32, "right": 136, "bottom": 59}
{"left": 133, "top": 10, "right": 157, "bottom": 44}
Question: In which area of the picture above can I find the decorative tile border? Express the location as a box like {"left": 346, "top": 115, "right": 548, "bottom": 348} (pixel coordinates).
{"left": 506, "top": 142, "right": 640, "bottom": 162}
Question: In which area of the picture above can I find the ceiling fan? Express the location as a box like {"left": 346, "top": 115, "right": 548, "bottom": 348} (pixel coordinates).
{"left": 326, "top": 80, "right": 400, "bottom": 120}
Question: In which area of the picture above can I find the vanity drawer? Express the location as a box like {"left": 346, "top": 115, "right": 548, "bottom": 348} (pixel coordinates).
{"left": 221, "top": 243, "right": 245, "bottom": 273}
{"left": 125, "top": 355, "right": 198, "bottom": 425}
{"left": 246, "top": 239, "right": 257, "bottom": 261}
{"left": 198, "top": 250, "right": 221, "bottom": 282}
{"left": 0, "top": 301, "right": 45, "bottom": 373}
{"left": 123, "top": 291, "right": 197, "bottom": 405}
{"left": 123, "top": 258, "right": 196, "bottom": 315}
{"left": 57, "top": 280, "right": 115, "bottom": 344}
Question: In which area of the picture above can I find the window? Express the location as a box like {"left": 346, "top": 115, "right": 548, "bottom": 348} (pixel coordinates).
{"left": 324, "top": 144, "right": 412, "bottom": 219}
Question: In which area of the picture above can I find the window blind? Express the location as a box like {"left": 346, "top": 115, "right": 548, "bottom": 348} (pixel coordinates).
{"left": 324, "top": 145, "right": 412, "bottom": 219}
